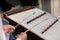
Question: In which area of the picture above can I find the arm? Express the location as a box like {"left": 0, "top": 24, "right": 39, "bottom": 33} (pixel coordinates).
{"left": 2, "top": 20, "right": 27, "bottom": 40}
{"left": 3, "top": 25, "right": 27, "bottom": 40}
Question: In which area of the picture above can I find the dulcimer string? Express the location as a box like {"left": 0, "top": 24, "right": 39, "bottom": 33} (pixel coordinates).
{"left": 24, "top": 18, "right": 48, "bottom": 33}
{"left": 2, "top": 13, "right": 48, "bottom": 33}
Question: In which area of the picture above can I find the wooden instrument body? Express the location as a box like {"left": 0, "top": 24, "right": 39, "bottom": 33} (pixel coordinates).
{"left": 4, "top": 7, "right": 60, "bottom": 40}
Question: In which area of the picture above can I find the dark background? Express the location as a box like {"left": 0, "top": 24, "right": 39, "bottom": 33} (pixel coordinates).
{"left": 0, "top": 0, "right": 39, "bottom": 12}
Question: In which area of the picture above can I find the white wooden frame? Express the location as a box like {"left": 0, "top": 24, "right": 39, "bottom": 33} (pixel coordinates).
{"left": 51, "top": 0, "right": 60, "bottom": 18}
{"left": 38, "top": 0, "right": 42, "bottom": 9}
{"left": 38, "top": 0, "right": 60, "bottom": 18}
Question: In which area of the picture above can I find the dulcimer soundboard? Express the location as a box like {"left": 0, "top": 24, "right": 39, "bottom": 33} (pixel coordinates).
{"left": 6, "top": 7, "right": 60, "bottom": 40}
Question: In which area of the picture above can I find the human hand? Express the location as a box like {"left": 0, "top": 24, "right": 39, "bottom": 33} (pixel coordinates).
{"left": 3, "top": 25, "right": 15, "bottom": 34}
{"left": 16, "top": 32, "right": 27, "bottom": 40}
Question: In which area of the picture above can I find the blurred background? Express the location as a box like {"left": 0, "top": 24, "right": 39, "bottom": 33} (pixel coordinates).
{"left": 0, "top": 0, "right": 60, "bottom": 18}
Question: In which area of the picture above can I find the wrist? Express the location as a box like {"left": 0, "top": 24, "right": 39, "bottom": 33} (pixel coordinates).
{"left": 16, "top": 38, "right": 21, "bottom": 40}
